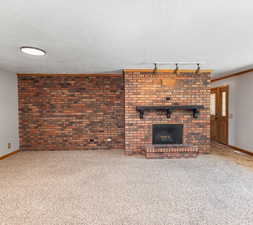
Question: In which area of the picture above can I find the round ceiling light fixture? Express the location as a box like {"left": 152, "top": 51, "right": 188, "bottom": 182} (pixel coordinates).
{"left": 20, "top": 46, "right": 46, "bottom": 56}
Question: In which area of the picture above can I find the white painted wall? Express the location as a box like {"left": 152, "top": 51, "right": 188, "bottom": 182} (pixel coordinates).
{"left": 212, "top": 72, "right": 253, "bottom": 152}
{"left": 0, "top": 69, "right": 19, "bottom": 157}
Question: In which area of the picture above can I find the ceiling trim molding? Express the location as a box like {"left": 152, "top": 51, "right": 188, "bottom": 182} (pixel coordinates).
{"left": 17, "top": 73, "right": 122, "bottom": 77}
{"left": 123, "top": 69, "right": 212, "bottom": 73}
{"left": 211, "top": 69, "right": 253, "bottom": 82}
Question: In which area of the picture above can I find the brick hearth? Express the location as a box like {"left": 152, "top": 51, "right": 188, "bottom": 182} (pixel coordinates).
{"left": 146, "top": 144, "right": 199, "bottom": 159}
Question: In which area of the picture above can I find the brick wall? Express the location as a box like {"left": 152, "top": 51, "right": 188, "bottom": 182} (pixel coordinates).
{"left": 124, "top": 71, "right": 211, "bottom": 154}
{"left": 18, "top": 75, "right": 124, "bottom": 151}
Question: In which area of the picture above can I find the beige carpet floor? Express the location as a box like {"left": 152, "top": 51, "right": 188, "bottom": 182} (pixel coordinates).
{"left": 1, "top": 149, "right": 253, "bottom": 225}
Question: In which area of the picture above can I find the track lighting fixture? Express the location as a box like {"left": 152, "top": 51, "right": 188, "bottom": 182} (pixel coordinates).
{"left": 151, "top": 62, "right": 203, "bottom": 74}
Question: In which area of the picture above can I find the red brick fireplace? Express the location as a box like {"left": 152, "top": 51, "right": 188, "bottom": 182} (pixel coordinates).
{"left": 18, "top": 70, "right": 211, "bottom": 158}
{"left": 124, "top": 70, "right": 211, "bottom": 158}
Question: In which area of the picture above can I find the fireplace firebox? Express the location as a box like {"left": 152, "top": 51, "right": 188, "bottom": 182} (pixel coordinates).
{"left": 152, "top": 124, "right": 183, "bottom": 145}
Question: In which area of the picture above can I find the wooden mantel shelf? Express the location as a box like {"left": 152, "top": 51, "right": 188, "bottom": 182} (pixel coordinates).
{"left": 136, "top": 105, "right": 204, "bottom": 119}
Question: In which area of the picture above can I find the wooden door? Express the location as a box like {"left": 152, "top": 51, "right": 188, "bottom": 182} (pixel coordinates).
{"left": 210, "top": 86, "right": 229, "bottom": 144}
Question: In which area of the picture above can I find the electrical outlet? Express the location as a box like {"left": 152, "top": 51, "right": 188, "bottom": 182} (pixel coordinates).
{"left": 8, "top": 143, "right": 11, "bottom": 149}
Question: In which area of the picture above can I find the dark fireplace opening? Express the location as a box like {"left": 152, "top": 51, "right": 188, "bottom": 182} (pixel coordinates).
{"left": 152, "top": 124, "right": 183, "bottom": 145}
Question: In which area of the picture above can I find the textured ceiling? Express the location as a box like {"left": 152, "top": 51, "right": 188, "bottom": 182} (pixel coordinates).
{"left": 0, "top": 0, "right": 253, "bottom": 77}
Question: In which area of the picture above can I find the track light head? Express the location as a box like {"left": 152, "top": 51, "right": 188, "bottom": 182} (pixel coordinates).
{"left": 195, "top": 63, "right": 200, "bottom": 74}
{"left": 174, "top": 63, "right": 179, "bottom": 74}
{"left": 153, "top": 63, "right": 158, "bottom": 73}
